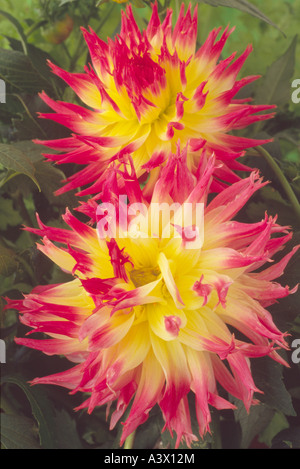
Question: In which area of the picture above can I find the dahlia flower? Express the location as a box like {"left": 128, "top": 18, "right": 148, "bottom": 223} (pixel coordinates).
{"left": 35, "top": 2, "right": 275, "bottom": 197}
{"left": 9, "top": 150, "right": 298, "bottom": 447}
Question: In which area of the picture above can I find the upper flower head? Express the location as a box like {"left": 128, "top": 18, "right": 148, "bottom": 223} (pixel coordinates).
{"left": 9, "top": 150, "right": 298, "bottom": 447}
{"left": 36, "top": 2, "right": 275, "bottom": 198}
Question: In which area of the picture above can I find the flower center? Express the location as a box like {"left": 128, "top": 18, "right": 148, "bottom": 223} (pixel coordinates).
{"left": 129, "top": 265, "right": 161, "bottom": 288}
{"left": 114, "top": 42, "right": 165, "bottom": 101}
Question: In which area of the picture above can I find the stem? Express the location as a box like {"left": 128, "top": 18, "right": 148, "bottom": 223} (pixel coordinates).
{"left": 0, "top": 171, "right": 21, "bottom": 189}
{"left": 12, "top": 93, "right": 48, "bottom": 138}
{"left": 11, "top": 189, "right": 34, "bottom": 231}
{"left": 25, "top": 19, "right": 47, "bottom": 38}
{"left": 94, "top": 4, "right": 116, "bottom": 36}
{"left": 256, "top": 145, "right": 300, "bottom": 223}
{"left": 68, "top": 3, "right": 116, "bottom": 72}
{"left": 0, "top": 390, "right": 16, "bottom": 415}
{"left": 210, "top": 411, "right": 222, "bottom": 449}
{"left": 175, "top": 0, "right": 180, "bottom": 18}
{"left": 68, "top": 35, "right": 85, "bottom": 72}
{"left": 123, "top": 430, "right": 136, "bottom": 450}
{"left": 61, "top": 41, "right": 72, "bottom": 61}
{"left": 15, "top": 255, "right": 37, "bottom": 286}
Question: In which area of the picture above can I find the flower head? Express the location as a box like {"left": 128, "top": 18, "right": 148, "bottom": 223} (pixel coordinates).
{"left": 36, "top": 2, "right": 275, "bottom": 198}
{"left": 9, "top": 150, "right": 298, "bottom": 447}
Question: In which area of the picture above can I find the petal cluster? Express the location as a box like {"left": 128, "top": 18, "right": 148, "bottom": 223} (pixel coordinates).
{"left": 9, "top": 150, "right": 298, "bottom": 447}
{"left": 36, "top": 2, "right": 275, "bottom": 198}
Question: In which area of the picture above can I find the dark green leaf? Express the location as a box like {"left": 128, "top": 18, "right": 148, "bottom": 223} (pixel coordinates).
{"left": 0, "top": 413, "right": 40, "bottom": 449}
{"left": 254, "top": 36, "right": 298, "bottom": 109}
{"left": 51, "top": 409, "right": 83, "bottom": 449}
{"left": 199, "top": 0, "right": 282, "bottom": 33}
{"left": 268, "top": 232, "right": 300, "bottom": 329}
{"left": 0, "top": 9, "right": 28, "bottom": 55}
{"left": 12, "top": 140, "right": 53, "bottom": 163}
{"left": 34, "top": 159, "right": 79, "bottom": 207}
{"left": 233, "top": 399, "right": 274, "bottom": 448}
{"left": 246, "top": 187, "right": 296, "bottom": 228}
{"left": 5, "top": 36, "right": 64, "bottom": 97}
{"left": 0, "top": 143, "right": 40, "bottom": 189}
{"left": 271, "top": 426, "right": 300, "bottom": 449}
{"left": 79, "top": 409, "right": 113, "bottom": 448}
{"left": 0, "top": 324, "right": 18, "bottom": 339}
{"left": 5, "top": 140, "right": 79, "bottom": 208}
{"left": 131, "top": 0, "right": 146, "bottom": 8}
{"left": 0, "top": 245, "right": 18, "bottom": 277}
{"left": 0, "top": 48, "right": 51, "bottom": 94}
{"left": 133, "top": 411, "right": 162, "bottom": 449}
{"left": 1, "top": 375, "right": 84, "bottom": 449}
{"left": 258, "top": 411, "right": 289, "bottom": 447}
{"left": 1, "top": 375, "right": 57, "bottom": 449}
{"left": 251, "top": 357, "right": 296, "bottom": 416}
{"left": 12, "top": 109, "right": 70, "bottom": 142}
{"left": 0, "top": 198, "right": 22, "bottom": 230}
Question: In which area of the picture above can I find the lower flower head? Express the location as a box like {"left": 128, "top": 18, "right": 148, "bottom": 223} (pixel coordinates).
{"left": 9, "top": 153, "right": 298, "bottom": 447}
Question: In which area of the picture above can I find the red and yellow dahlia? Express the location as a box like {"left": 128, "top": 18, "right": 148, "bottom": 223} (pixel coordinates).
{"left": 9, "top": 150, "right": 298, "bottom": 447}
{"left": 36, "top": 2, "right": 275, "bottom": 197}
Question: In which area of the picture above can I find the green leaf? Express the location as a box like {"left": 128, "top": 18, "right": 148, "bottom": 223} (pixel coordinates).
{"left": 1, "top": 375, "right": 84, "bottom": 449}
{"left": 0, "top": 323, "right": 18, "bottom": 339}
{"left": 131, "top": 0, "right": 146, "bottom": 8}
{"left": 254, "top": 35, "right": 298, "bottom": 109}
{"left": 14, "top": 140, "right": 80, "bottom": 207}
{"left": 258, "top": 412, "right": 289, "bottom": 447}
{"left": 133, "top": 411, "right": 162, "bottom": 449}
{"left": 0, "top": 245, "right": 18, "bottom": 277}
{"left": 4, "top": 36, "right": 64, "bottom": 97}
{"left": 51, "top": 409, "right": 83, "bottom": 449}
{"left": 0, "top": 414, "right": 40, "bottom": 449}
{"left": 246, "top": 186, "right": 296, "bottom": 228}
{"left": 0, "top": 198, "right": 22, "bottom": 230}
{"left": 233, "top": 399, "right": 274, "bottom": 448}
{"left": 0, "top": 9, "right": 28, "bottom": 55}
{"left": 12, "top": 140, "right": 52, "bottom": 163}
{"left": 0, "top": 143, "right": 40, "bottom": 190}
{"left": 268, "top": 232, "right": 300, "bottom": 329}
{"left": 36, "top": 163, "right": 80, "bottom": 209}
{"left": 1, "top": 375, "right": 57, "bottom": 449}
{"left": 251, "top": 357, "right": 296, "bottom": 417}
{"left": 271, "top": 426, "right": 300, "bottom": 449}
{"left": 289, "top": 385, "right": 300, "bottom": 400}
{"left": 0, "top": 48, "right": 51, "bottom": 94}
{"left": 199, "top": 0, "right": 282, "bottom": 33}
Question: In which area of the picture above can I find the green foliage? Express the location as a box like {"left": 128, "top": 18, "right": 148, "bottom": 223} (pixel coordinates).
{"left": 0, "top": 143, "right": 41, "bottom": 189}
{"left": 1, "top": 375, "right": 84, "bottom": 449}
{"left": 0, "top": 0, "right": 299, "bottom": 450}
{"left": 254, "top": 35, "right": 298, "bottom": 109}
{"left": 199, "top": 0, "right": 283, "bottom": 33}
{"left": 1, "top": 414, "right": 40, "bottom": 449}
